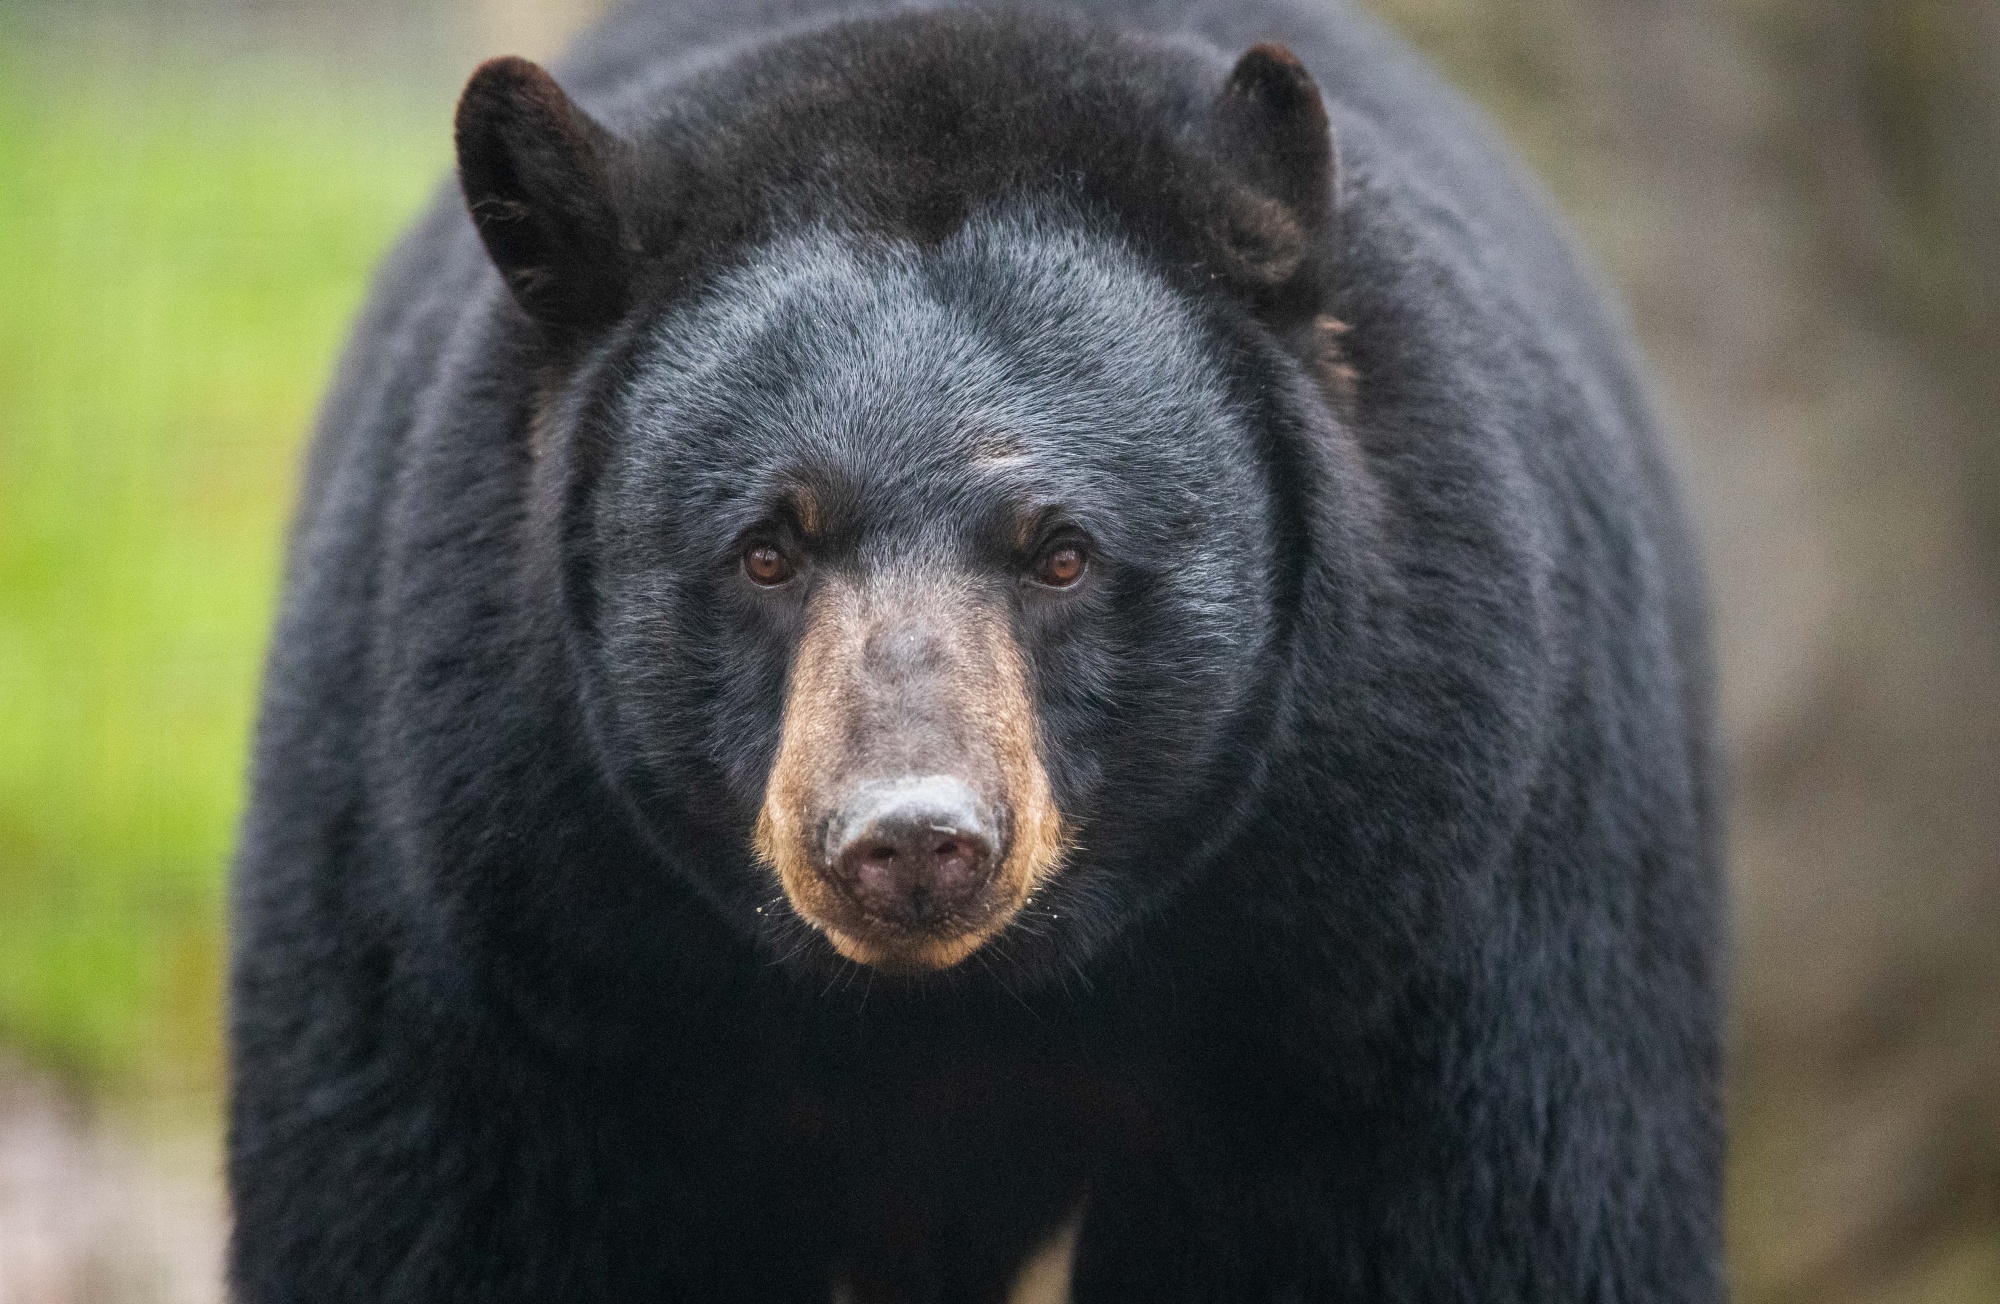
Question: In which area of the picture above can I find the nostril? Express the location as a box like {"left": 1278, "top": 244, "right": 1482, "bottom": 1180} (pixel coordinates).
{"left": 838, "top": 840, "right": 899, "bottom": 892}
{"left": 928, "top": 836, "right": 986, "bottom": 896}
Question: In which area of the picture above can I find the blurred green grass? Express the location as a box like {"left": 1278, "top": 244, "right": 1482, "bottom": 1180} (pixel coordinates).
{"left": 0, "top": 35, "right": 442, "bottom": 1098}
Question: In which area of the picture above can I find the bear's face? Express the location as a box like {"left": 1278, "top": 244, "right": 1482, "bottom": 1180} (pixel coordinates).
{"left": 574, "top": 212, "right": 1283, "bottom": 975}
{"left": 451, "top": 28, "right": 1341, "bottom": 980}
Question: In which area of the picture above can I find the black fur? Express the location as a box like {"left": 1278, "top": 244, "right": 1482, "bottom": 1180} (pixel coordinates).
{"left": 229, "top": 2, "right": 1725, "bottom": 1301}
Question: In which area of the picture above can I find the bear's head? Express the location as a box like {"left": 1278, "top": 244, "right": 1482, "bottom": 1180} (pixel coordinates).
{"left": 452, "top": 14, "right": 1350, "bottom": 981}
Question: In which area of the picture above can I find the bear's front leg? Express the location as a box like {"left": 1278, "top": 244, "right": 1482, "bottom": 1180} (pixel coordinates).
{"left": 1067, "top": 1054, "right": 1720, "bottom": 1303}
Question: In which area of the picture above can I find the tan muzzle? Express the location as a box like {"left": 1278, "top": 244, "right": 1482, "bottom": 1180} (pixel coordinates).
{"left": 754, "top": 573, "right": 1067, "bottom": 971}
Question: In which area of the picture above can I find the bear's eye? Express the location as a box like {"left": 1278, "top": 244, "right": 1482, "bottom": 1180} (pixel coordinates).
{"left": 743, "top": 544, "right": 796, "bottom": 587}
{"left": 1031, "top": 540, "right": 1088, "bottom": 588}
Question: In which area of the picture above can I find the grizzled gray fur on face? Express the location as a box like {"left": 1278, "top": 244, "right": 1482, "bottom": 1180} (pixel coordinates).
{"left": 229, "top": 3, "right": 1725, "bottom": 1302}
{"left": 586, "top": 215, "right": 1275, "bottom": 973}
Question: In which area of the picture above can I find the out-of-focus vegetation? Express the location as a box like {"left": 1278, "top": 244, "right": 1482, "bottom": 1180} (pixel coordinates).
{"left": 0, "top": 27, "right": 441, "bottom": 1097}
{"left": 1, "top": 1, "right": 1996, "bottom": 1302}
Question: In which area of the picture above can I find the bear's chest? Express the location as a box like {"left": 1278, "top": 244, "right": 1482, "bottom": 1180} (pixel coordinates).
{"left": 743, "top": 1054, "right": 1161, "bottom": 1304}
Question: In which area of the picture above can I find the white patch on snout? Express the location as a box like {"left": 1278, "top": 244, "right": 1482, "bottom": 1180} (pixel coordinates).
{"left": 821, "top": 775, "right": 993, "bottom": 862}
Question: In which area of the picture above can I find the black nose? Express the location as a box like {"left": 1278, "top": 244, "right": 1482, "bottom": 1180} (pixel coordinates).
{"left": 826, "top": 777, "right": 998, "bottom": 926}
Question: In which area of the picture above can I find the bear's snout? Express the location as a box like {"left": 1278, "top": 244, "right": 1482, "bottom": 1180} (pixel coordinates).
{"left": 754, "top": 573, "right": 1067, "bottom": 971}
{"left": 826, "top": 776, "right": 999, "bottom": 928}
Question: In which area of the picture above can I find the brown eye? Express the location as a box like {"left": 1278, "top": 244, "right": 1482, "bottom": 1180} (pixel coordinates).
{"left": 743, "top": 544, "right": 795, "bottom": 586}
{"left": 1034, "top": 542, "right": 1087, "bottom": 588}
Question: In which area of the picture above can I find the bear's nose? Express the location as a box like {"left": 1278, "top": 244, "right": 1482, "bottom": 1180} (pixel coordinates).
{"left": 826, "top": 777, "right": 998, "bottom": 927}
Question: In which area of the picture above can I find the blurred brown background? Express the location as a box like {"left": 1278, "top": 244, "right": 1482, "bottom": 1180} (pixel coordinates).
{"left": 1, "top": 1, "right": 1994, "bottom": 1300}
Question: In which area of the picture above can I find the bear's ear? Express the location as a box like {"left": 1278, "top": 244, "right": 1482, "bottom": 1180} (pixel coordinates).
{"left": 1212, "top": 43, "right": 1338, "bottom": 289}
{"left": 455, "top": 57, "right": 633, "bottom": 340}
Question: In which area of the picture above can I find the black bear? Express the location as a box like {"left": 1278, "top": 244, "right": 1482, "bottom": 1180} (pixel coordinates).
{"left": 229, "top": 1, "right": 1725, "bottom": 1301}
